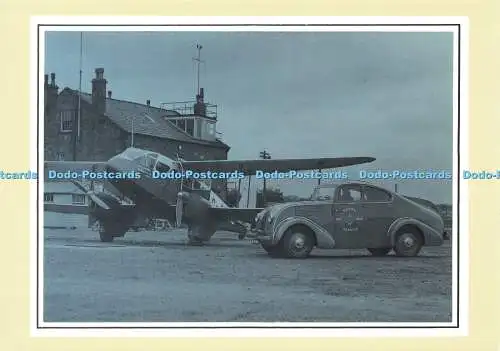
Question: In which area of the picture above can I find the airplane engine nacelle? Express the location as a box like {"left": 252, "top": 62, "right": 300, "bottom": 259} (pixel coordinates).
{"left": 176, "top": 191, "right": 216, "bottom": 239}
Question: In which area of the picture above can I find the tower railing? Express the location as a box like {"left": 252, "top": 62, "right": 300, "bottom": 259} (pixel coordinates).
{"left": 159, "top": 101, "right": 218, "bottom": 119}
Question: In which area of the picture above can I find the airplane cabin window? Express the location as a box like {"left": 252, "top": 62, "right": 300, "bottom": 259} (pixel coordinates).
{"left": 156, "top": 162, "right": 170, "bottom": 173}
{"left": 145, "top": 154, "right": 158, "bottom": 169}
{"left": 364, "top": 187, "right": 391, "bottom": 202}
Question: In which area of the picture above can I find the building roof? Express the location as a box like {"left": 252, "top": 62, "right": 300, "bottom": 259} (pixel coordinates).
{"left": 44, "top": 181, "right": 85, "bottom": 194}
{"left": 62, "top": 88, "right": 230, "bottom": 150}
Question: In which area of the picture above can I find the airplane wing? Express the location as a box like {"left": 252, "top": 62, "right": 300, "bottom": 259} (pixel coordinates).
{"left": 179, "top": 157, "right": 375, "bottom": 176}
{"left": 207, "top": 207, "right": 264, "bottom": 224}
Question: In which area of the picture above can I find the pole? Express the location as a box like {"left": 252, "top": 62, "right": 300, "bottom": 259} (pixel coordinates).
{"left": 237, "top": 177, "right": 242, "bottom": 208}
{"left": 73, "top": 32, "right": 83, "bottom": 161}
{"left": 259, "top": 150, "right": 271, "bottom": 206}
{"left": 394, "top": 183, "right": 398, "bottom": 193}
{"left": 263, "top": 177, "right": 267, "bottom": 206}
{"left": 131, "top": 116, "right": 134, "bottom": 147}
{"left": 78, "top": 32, "right": 82, "bottom": 141}
{"left": 246, "top": 176, "right": 251, "bottom": 208}
{"left": 318, "top": 169, "right": 321, "bottom": 185}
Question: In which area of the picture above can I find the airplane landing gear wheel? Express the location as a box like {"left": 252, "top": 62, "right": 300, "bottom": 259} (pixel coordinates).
{"left": 99, "top": 222, "right": 128, "bottom": 243}
{"left": 99, "top": 231, "right": 114, "bottom": 243}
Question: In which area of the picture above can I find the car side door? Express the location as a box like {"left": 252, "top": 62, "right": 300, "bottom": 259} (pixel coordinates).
{"left": 358, "top": 185, "right": 395, "bottom": 248}
{"left": 332, "top": 184, "right": 367, "bottom": 249}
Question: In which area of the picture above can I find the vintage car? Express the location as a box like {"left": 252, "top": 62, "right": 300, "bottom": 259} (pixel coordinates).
{"left": 436, "top": 204, "right": 452, "bottom": 240}
{"left": 250, "top": 182, "right": 444, "bottom": 258}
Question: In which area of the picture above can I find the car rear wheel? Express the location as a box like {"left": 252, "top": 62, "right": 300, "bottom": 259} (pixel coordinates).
{"left": 393, "top": 230, "right": 423, "bottom": 257}
{"left": 367, "top": 248, "right": 391, "bottom": 256}
{"left": 280, "top": 227, "right": 315, "bottom": 258}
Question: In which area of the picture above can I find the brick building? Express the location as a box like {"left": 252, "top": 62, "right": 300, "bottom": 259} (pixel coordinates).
{"left": 44, "top": 68, "right": 231, "bottom": 206}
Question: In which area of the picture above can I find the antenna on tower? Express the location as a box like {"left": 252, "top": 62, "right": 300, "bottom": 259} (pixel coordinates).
{"left": 192, "top": 44, "right": 204, "bottom": 96}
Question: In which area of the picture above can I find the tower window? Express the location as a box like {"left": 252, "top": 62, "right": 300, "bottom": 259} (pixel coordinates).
{"left": 178, "top": 119, "right": 185, "bottom": 131}
{"left": 207, "top": 123, "right": 215, "bottom": 135}
{"left": 186, "top": 119, "right": 194, "bottom": 136}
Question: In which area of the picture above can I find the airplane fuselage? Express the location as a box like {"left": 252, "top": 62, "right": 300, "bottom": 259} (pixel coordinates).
{"left": 104, "top": 153, "right": 180, "bottom": 221}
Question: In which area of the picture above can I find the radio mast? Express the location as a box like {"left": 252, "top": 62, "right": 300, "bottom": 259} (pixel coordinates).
{"left": 193, "top": 44, "right": 204, "bottom": 95}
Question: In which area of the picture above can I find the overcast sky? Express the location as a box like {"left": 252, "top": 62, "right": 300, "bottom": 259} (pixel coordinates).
{"left": 45, "top": 30, "right": 454, "bottom": 204}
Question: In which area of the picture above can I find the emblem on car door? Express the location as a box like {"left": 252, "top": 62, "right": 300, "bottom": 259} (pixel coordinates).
{"left": 336, "top": 207, "right": 364, "bottom": 232}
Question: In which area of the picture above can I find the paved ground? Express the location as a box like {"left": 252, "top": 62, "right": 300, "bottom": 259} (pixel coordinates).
{"left": 43, "top": 225, "right": 453, "bottom": 323}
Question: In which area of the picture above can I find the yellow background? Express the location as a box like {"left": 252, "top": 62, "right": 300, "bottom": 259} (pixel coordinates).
{"left": 0, "top": 0, "right": 498, "bottom": 350}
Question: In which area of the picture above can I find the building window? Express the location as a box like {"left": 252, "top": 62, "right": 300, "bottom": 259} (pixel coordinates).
{"left": 72, "top": 194, "right": 86, "bottom": 205}
{"left": 44, "top": 193, "right": 54, "bottom": 202}
{"left": 56, "top": 152, "right": 65, "bottom": 161}
{"left": 59, "top": 110, "right": 74, "bottom": 132}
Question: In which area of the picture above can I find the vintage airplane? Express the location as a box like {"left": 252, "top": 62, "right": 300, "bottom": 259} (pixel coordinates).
{"left": 44, "top": 147, "right": 375, "bottom": 244}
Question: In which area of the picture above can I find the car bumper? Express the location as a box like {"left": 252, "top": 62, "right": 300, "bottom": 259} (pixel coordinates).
{"left": 247, "top": 229, "right": 273, "bottom": 243}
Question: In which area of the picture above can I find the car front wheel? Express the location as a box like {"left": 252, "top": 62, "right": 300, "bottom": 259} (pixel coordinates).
{"left": 280, "top": 227, "right": 315, "bottom": 258}
{"left": 393, "top": 230, "right": 423, "bottom": 257}
{"left": 260, "top": 242, "right": 281, "bottom": 256}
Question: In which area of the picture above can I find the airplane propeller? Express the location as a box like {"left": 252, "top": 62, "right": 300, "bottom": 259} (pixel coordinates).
{"left": 175, "top": 192, "right": 184, "bottom": 227}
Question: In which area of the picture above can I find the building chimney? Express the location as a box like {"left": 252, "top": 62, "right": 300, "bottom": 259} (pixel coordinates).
{"left": 194, "top": 87, "right": 206, "bottom": 116}
{"left": 92, "top": 68, "right": 107, "bottom": 114}
{"left": 44, "top": 72, "right": 58, "bottom": 114}
{"left": 108, "top": 90, "right": 112, "bottom": 99}
{"left": 146, "top": 99, "right": 150, "bottom": 106}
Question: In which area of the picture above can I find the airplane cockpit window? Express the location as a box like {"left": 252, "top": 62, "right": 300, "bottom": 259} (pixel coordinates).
{"left": 311, "top": 186, "right": 337, "bottom": 201}
{"left": 121, "top": 147, "right": 146, "bottom": 160}
{"left": 145, "top": 154, "right": 158, "bottom": 170}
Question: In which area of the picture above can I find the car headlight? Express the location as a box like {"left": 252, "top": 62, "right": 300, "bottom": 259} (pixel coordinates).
{"left": 255, "top": 211, "right": 264, "bottom": 222}
{"left": 267, "top": 207, "right": 281, "bottom": 224}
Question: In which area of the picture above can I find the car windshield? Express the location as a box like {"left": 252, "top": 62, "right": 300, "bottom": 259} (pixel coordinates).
{"left": 310, "top": 185, "right": 337, "bottom": 200}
